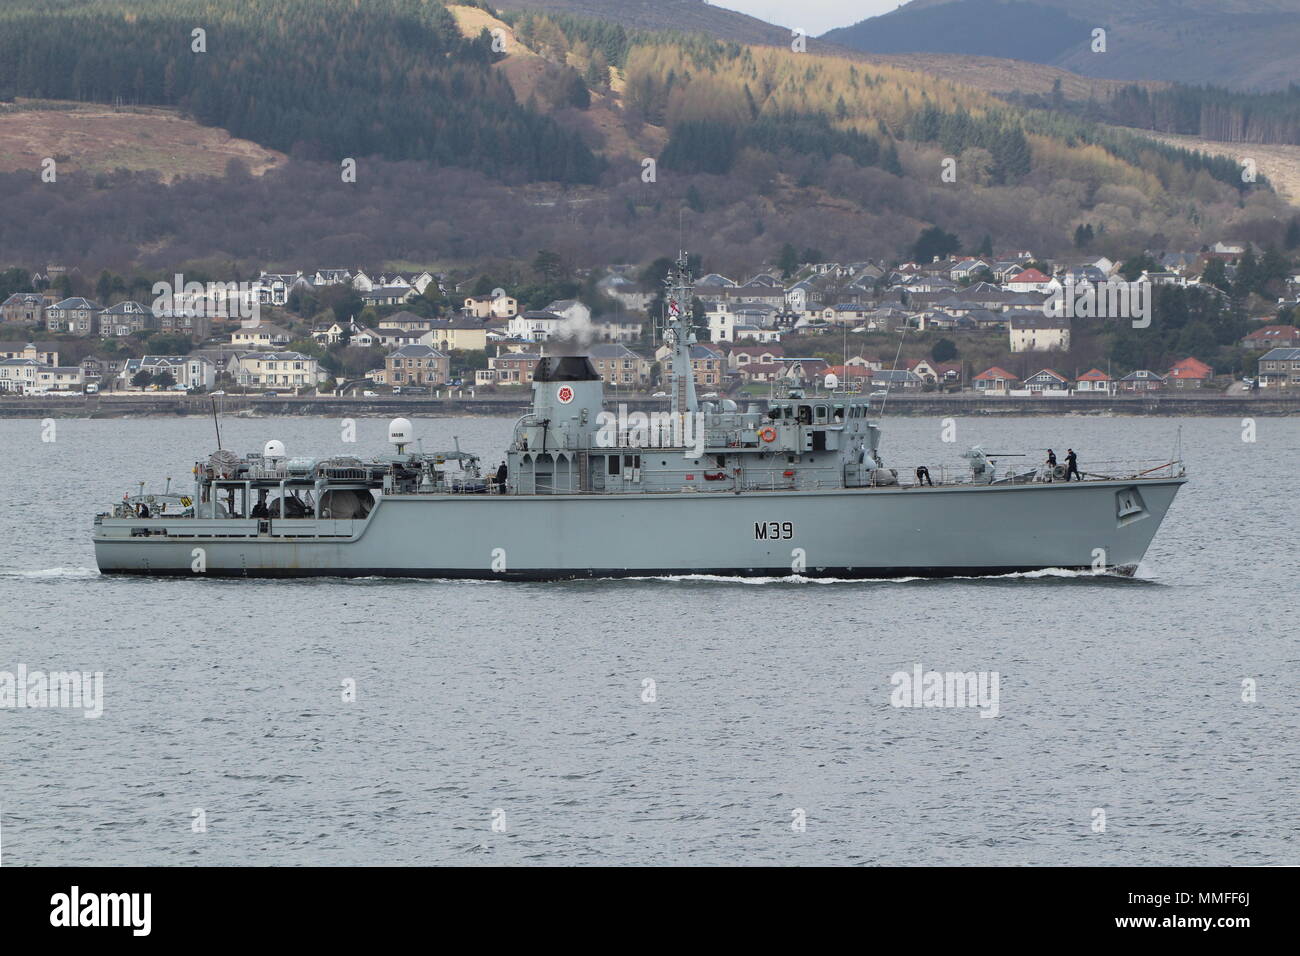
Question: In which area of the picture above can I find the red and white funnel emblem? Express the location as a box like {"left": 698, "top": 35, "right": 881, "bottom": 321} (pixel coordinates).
{"left": 556, "top": 385, "right": 575, "bottom": 404}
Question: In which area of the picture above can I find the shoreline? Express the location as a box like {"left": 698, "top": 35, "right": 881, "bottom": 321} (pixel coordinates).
{"left": 2, "top": 393, "right": 1298, "bottom": 418}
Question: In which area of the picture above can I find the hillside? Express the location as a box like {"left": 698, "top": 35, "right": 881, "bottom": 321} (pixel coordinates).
{"left": 0, "top": 0, "right": 1295, "bottom": 276}
{"left": 491, "top": 0, "right": 792, "bottom": 46}
{"left": 0, "top": 0, "right": 603, "bottom": 183}
{"left": 861, "top": 53, "right": 1154, "bottom": 99}
{"left": 1119, "top": 127, "right": 1300, "bottom": 206}
{"left": 823, "top": 0, "right": 1300, "bottom": 91}
{"left": 0, "top": 101, "right": 284, "bottom": 181}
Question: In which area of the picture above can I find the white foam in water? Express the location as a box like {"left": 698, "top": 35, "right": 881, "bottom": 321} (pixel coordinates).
{"left": 4, "top": 567, "right": 100, "bottom": 578}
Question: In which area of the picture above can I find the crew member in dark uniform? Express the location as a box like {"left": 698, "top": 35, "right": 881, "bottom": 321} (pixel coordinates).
{"left": 1046, "top": 449, "right": 1057, "bottom": 468}
{"left": 495, "top": 460, "right": 508, "bottom": 493}
{"left": 915, "top": 465, "right": 933, "bottom": 487}
{"left": 1065, "top": 448, "right": 1080, "bottom": 481}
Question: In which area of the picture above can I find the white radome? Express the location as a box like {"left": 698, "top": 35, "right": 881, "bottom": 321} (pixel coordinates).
{"left": 389, "top": 418, "right": 414, "bottom": 446}
{"left": 263, "top": 439, "right": 286, "bottom": 459}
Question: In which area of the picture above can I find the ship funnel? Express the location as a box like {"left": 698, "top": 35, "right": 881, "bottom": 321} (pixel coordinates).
{"left": 526, "top": 356, "right": 604, "bottom": 449}
{"left": 263, "top": 439, "right": 285, "bottom": 460}
{"left": 389, "top": 417, "right": 414, "bottom": 454}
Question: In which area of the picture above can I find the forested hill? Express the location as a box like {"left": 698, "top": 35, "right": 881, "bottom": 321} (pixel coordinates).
{"left": 491, "top": 0, "right": 792, "bottom": 46}
{"left": 0, "top": 0, "right": 603, "bottom": 183}
{"left": 1005, "top": 84, "right": 1300, "bottom": 149}
{"left": 823, "top": 0, "right": 1300, "bottom": 91}
{"left": 0, "top": 0, "right": 1295, "bottom": 271}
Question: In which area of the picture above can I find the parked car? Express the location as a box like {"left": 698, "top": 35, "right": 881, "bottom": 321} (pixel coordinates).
{"left": 652, "top": 391, "right": 668, "bottom": 397}
{"left": 362, "top": 390, "right": 378, "bottom": 397}
{"left": 85, "top": 383, "right": 99, "bottom": 394}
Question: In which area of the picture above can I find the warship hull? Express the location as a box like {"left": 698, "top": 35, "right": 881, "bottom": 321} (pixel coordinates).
{"left": 94, "top": 477, "right": 1185, "bottom": 580}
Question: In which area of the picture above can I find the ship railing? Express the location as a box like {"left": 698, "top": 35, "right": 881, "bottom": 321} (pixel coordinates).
{"left": 511, "top": 413, "right": 544, "bottom": 447}
{"left": 390, "top": 457, "right": 1185, "bottom": 497}
{"left": 885, "top": 458, "right": 1185, "bottom": 488}
{"left": 1071, "top": 458, "right": 1185, "bottom": 481}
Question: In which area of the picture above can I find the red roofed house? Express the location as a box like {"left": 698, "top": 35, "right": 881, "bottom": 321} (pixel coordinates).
{"left": 1165, "top": 356, "right": 1214, "bottom": 388}
{"left": 973, "top": 366, "right": 1020, "bottom": 394}
{"left": 825, "top": 364, "right": 873, "bottom": 383}
{"left": 1240, "top": 325, "right": 1300, "bottom": 350}
{"left": 1075, "top": 368, "right": 1114, "bottom": 394}
{"left": 904, "top": 358, "right": 939, "bottom": 383}
{"left": 737, "top": 361, "right": 784, "bottom": 384}
{"left": 1004, "top": 268, "right": 1053, "bottom": 293}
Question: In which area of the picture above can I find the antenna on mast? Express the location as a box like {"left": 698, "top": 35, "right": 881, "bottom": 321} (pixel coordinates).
{"left": 878, "top": 325, "right": 908, "bottom": 418}
{"left": 661, "top": 250, "right": 699, "bottom": 416}
{"left": 210, "top": 395, "right": 223, "bottom": 451}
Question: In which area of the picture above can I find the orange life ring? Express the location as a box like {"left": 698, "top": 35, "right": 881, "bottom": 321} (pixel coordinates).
{"left": 758, "top": 426, "right": 777, "bottom": 443}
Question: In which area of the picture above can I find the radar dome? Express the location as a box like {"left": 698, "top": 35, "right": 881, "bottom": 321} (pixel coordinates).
{"left": 389, "top": 418, "right": 414, "bottom": 446}
{"left": 824, "top": 373, "right": 839, "bottom": 391}
{"left": 263, "top": 439, "right": 285, "bottom": 459}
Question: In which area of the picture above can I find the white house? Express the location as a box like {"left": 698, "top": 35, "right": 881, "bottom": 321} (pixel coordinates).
{"left": 1004, "top": 268, "right": 1054, "bottom": 293}
{"left": 1075, "top": 368, "right": 1115, "bottom": 394}
{"left": 233, "top": 351, "right": 321, "bottom": 390}
{"left": 120, "top": 355, "right": 216, "bottom": 391}
{"left": 507, "top": 310, "right": 565, "bottom": 342}
{"left": 734, "top": 325, "right": 782, "bottom": 343}
{"left": 1010, "top": 316, "right": 1071, "bottom": 352}
{"left": 255, "top": 272, "right": 310, "bottom": 306}
{"left": 232, "top": 323, "right": 292, "bottom": 349}
{"left": 463, "top": 293, "right": 518, "bottom": 319}
{"left": 542, "top": 299, "right": 592, "bottom": 326}
{"left": 0, "top": 358, "right": 43, "bottom": 393}
{"left": 312, "top": 269, "right": 352, "bottom": 287}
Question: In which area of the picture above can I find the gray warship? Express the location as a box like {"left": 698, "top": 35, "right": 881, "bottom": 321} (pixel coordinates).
{"left": 93, "top": 254, "right": 1186, "bottom": 580}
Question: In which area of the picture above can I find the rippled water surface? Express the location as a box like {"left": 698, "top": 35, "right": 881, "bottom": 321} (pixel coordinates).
{"left": 0, "top": 413, "right": 1295, "bottom": 865}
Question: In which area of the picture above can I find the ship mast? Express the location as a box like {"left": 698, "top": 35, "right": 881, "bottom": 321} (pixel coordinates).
{"left": 661, "top": 250, "right": 698, "bottom": 415}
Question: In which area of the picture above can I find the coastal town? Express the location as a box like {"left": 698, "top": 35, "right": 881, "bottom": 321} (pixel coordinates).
{"left": 3, "top": 240, "right": 1300, "bottom": 402}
